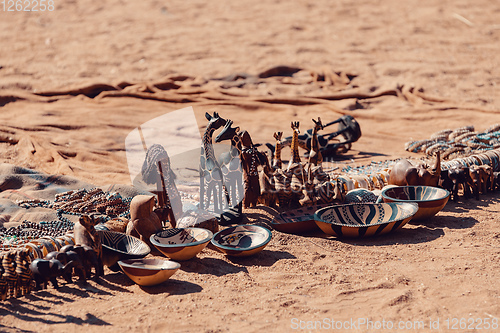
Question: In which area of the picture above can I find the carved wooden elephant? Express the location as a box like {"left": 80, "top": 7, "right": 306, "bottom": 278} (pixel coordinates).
{"left": 448, "top": 165, "right": 473, "bottom": 202}
{"left": 29, "top": 258, "right": 72, "bottom": 290}
{"left": 45, "top": 251, "right": 73, "bottom": 284}
{"left": 59, "top": 245, "right": 87, "bottom": 284}
{"left": 80, "top": 245, "right": 103, "bottom": 281}
{"left": 389, "top": 152, "right": 441, "bottom": 187}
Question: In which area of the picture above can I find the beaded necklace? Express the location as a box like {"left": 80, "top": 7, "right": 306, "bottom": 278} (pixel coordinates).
{"left": 0, "top": 187, "right": 132, "bottom": 251}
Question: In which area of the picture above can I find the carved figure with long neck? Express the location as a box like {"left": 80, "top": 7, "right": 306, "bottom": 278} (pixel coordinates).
{"left": 272, "top": 132, "right": 283, "bottom": 170}
{"left": 215, "top": 119, "right": 244, "bottom": 207}
{"left": 309, "top": 117, "right": 324, "bottom": 166}
{"left": 200, "top": 112, "right": 227, "bottom": 213}
{"left": 287, "top": 121, "right": 302, "bottom": 172}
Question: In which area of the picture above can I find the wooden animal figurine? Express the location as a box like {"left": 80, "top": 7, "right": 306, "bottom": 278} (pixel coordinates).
{"left": 469, "top": 164, "right": 491, "bottom": 199}
{"left": 287, "top": 122, "right": 305, "bottom": 206}
{"left": 140, "top": 143, "right": 183, "bottom": 226}
{"left": 59, "top": 245, "right": 87, "bottom": 284}
{"left": 74, "top": 214, "right": 103, "bottom": 273}
{"left": 29, "top": 258, "right": 71, "bottom": 290}
{"left": 389, "top": 152, "right": 441, "bottom": 187}
{"left": 274, "top": 115, "right": 362, "bottom": 157}
{"left": 81, "top": 245, "right": 104, "bottom": 280}
{"left": 127, "top": 195, "right": 163, "bottom": 251}
{"left": 272, "top": 132, "right": 283, "bottom": 170}
{"left": 239, "top": 130, "right": 262, "bottom": 208}
{"left": 448, "top": 165, "right": 473, "bottom": 202}
{"left": 214, "top": 119, "right": 245, "bottom": 207}
{"left": 45, "top": 251, "right": 73, "bottom": 284}
{"left": 2, "top": 250, "right": 18, "bottom": 298}
{"left": 308, "top": 117, "right": 324, "bottom": 166}
{"left": 258, "top": 152, "right": 277, "bottom": 208}
{"left": 299, "top": 165, "right": 317, "bottom": 207}
{"left": 200, "top": 112, "right": 228, "bottom": 213}
{"left": 15, "top": 249, "right": 32, "bottom": 297}
{"left": 0, "top": 255, "right": 8, "bottom": 301}
{"left": 439, "top": 169, "right": 454, "bottom": 194}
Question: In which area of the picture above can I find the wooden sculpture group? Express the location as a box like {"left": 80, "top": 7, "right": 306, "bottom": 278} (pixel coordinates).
{"left": 199, "top": 112, "right": 347, "bottom": 217}
{"left": 1, "top": 110, "right": 499, "bottom": 302}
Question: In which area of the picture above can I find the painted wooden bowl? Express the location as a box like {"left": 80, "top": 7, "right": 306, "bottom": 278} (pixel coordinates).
{"left": 381, "top": 185, "right": 450, "bottom": 221}
{"left": 314, "top": 202, "right": 418, "bottom": 238}
{"left": 150, "top": 227, "right": 213, "bottom": 261}
{"left": 271, "top": 204, "right": 330, "bottom": 234}
{"left": 98, "top": 230, "right": 151, "bottom": 271}
{"left": 211, "top": 225, "right": 272, "bottom": 257}
{"left": 118, "top": 258, "right": 180, "bottom": 287}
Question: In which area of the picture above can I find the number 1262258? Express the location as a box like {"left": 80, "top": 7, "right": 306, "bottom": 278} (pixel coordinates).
{"left": 2, "top": 0, "right": 54, "bottom": 11}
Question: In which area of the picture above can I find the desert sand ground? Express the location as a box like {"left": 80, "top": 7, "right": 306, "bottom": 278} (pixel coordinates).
{"left": 0, "top": 0, "right": 500, "bottom": 332}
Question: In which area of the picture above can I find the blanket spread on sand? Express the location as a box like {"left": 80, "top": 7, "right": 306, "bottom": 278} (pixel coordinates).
{"left": 0, "top": 163, "right": 148, "bottom": 230}
{"left": 0, "top": 66, "right": 497, "bottom": 188}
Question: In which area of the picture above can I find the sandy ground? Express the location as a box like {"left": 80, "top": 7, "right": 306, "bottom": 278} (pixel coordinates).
{"left": 0, "top": 0, "right": 500, "bottom": 332}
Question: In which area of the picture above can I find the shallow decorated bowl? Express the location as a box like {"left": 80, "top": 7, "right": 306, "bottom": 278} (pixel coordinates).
{"left": 314, "top": 202, "right": 418, "bottom": 238}
{"left": 98, "top": 230, "right": 151, "bottom": 271}
{"left": 118, "top": 258, "right": 180, "bottom": 287}
{"left": 271, "top": 204, "right": 329, "bottom": 234}
{"left": 211, "top": 225, "right": 272, "bottom": 257}
{"left": 381, "top": 185, "right": 450, "bottom": 221}
{"left": 150, "top": 227, "right": 213, "bottom": 261}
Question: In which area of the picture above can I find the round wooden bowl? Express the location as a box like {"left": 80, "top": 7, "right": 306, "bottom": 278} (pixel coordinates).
{"left": 118, "top": 258, "right": 180, "bottom": 287}
{"left": 314, "top": 202, "right": 418, "bottom": 238}
{"left": 211, "top": 225, "right": 272, "bottom": 257}
{"left": 98, "top": 230, "right": 151, "bottom": 271}
{"left": 381, "top": 185, "right": 449, "bottom": 221}
{"left": 150, "top": 227, "right": 213, "bottom": 261}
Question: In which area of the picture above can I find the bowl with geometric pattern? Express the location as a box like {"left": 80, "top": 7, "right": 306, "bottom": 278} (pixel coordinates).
{"left": 98, "top": 230, "right": 151, "bottom": 271}
{"left": 381, "top": 185, "right": 449, "bottom": 221}
{"left": 150, "top": 227, "right": 213, "bottom": 261}
{"left": 211, "top": 225, "right": 272, "bottom": 257}
{"left": 314, "top": 202, "right": 418, "bottom": 238}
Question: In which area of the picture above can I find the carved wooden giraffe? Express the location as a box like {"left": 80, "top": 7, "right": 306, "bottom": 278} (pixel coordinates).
{"left": 200, "top": 112, "right": 228, "bottom": 213}
{"left": 308, "top": 117, "right": 324, "bottom": 166}
{"left": 287, "top": 122, "right": 305, "bottom": 206}
{"left": 214, "top": 119, "right": 245, "bottom": 207}
{"left": 272, "top": 132, "right": 283, "bottom": 170}
{"left": 287, "top": 121, "right": 302, "bottom": 171}
{"left": 270, "top": 115, "right": 362, "bottom": 157}
{"left": 257, "top": 150, "right": 277, "bottom": 207}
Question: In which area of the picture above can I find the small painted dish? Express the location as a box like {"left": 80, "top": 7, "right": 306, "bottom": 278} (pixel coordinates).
{"left": 211, "top": 225, "right": 272, "bottom": 257}
{"left": 118, "top": 258, "right": 180, "bottom": 287}
{"left": 150, "top": 227, "right": 213, "bottom": 261}
{"left": 314, "top": 202, "right": 418, "bottom": 238}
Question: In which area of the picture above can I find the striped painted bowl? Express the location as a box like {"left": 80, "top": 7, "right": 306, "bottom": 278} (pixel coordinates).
{"left": 98, "top": 230, "right": 151, "bottom": 271}
{"left": 381, "top": 185, "right": 449, "bottom": 221}
{"left": 314, "top": 202, "right": 418, "bottom": 238}
{"left": 211, "top": 225, "right": 272, "bottom": 257}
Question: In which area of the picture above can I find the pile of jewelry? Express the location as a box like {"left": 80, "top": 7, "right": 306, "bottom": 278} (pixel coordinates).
{"left": 1, "top": 188, "right": 132, "bottom": 252}
{"left": 405, "top": 124, "right": 500, "bottom": 159}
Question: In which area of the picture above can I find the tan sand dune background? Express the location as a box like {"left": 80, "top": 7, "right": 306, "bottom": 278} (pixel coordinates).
{"left": 0, "top": 0, "right": 500, "bottom": 332}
